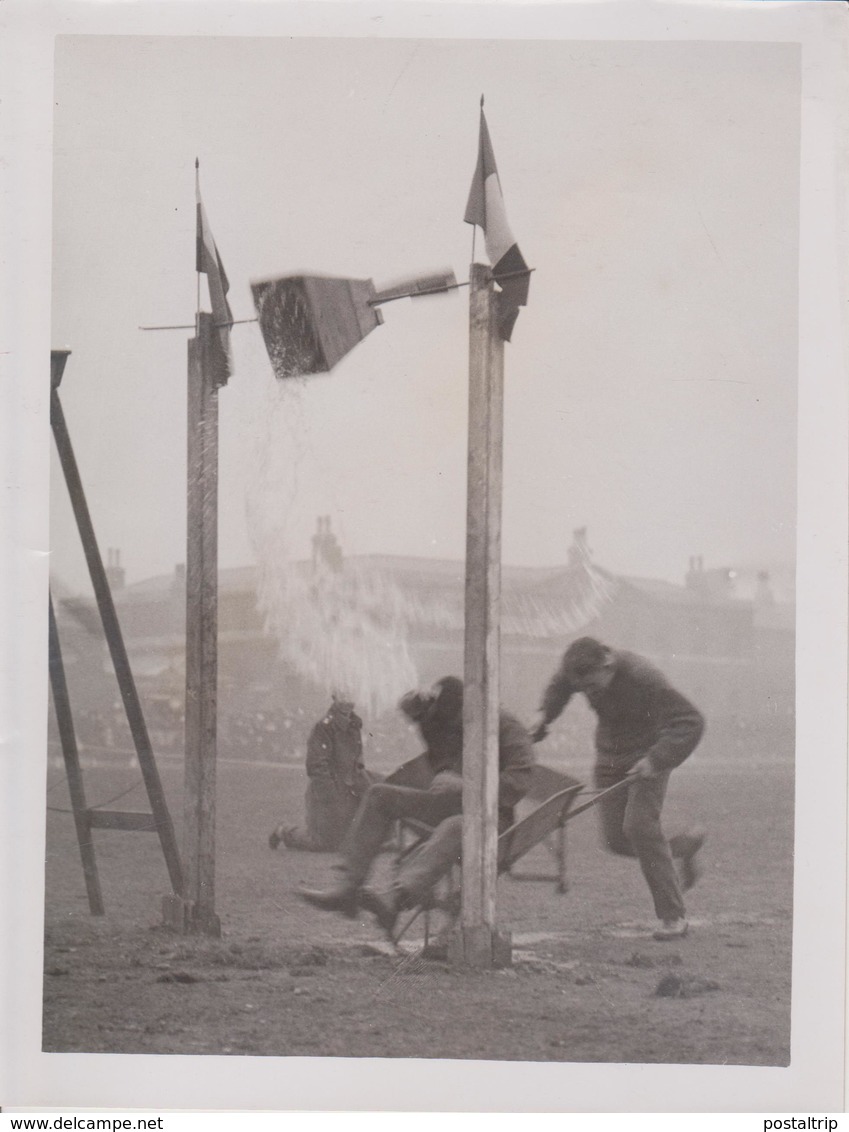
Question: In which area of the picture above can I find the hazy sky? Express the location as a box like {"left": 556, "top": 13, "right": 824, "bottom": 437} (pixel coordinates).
{"left": 50, "top": 36, "right": 800, "bottom": 593}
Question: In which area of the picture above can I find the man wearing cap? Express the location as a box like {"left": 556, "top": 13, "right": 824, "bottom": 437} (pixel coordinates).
{"left": 299, "top": 675, "right": 534, "bottom": 931}
{"left": 533, "top": 637, "right": 705, "bottom": 940}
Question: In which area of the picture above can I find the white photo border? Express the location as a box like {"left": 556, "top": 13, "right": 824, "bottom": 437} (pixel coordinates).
{"left": 1, "top": 0, "right": 846, "bottom": 1114}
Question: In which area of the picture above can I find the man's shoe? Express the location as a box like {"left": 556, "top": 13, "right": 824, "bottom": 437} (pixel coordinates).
{"left": 678, "top": 830, "right": 705, "bottom": 892}
{"left": 359, "top": 887, "right": 401, "bottom": 938}
{"left": 268, "top": 825, "right": 285, "bottom": 851}
{"left": 298, "top": 884, "right": 359, "bottom": 918}
{"left": 652, "top": 918, "right": 689, "bottom": 941}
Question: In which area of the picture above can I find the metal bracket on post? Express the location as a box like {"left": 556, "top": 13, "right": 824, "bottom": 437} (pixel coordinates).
{"left": 454, "top": 263, "right": 511, "bottom": 970}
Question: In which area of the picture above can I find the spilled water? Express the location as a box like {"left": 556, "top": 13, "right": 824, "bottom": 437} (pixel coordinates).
{"left": 244, "top": 378, "right": 419, "bottom": 718}
{"left": 242, "top": 359, "right": 616, "bottom": 719}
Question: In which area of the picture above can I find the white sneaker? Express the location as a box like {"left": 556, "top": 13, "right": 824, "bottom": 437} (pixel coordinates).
{"left": 652, "top": 918, "right": 689, "bottom": 941}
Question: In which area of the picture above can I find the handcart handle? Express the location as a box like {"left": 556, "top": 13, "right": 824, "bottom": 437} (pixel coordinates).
{"left": 565, "top": 773, "right": 639, "bottom": 821}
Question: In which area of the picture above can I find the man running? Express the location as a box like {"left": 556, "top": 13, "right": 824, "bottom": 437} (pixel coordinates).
{"left": 534, "top": 637, "right": 705, "bottom": 940}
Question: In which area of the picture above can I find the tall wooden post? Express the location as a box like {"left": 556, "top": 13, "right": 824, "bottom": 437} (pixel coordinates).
{"left": 452, "top": 264, "right": 511, "bottom": 969}
{"left": 163, "top": 312, "right": 222, "bottom": 936}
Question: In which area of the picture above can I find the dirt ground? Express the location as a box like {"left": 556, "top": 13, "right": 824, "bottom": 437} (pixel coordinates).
{"left": 42, "top": 752, "right": 793, "bottom": 1065}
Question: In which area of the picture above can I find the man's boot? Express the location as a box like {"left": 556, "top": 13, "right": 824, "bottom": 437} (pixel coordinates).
{"left": 359, "top": 886, "right": 404, "bottom": 938}
{"left": 298, "top": 882, "right": 360, "bottom": 918}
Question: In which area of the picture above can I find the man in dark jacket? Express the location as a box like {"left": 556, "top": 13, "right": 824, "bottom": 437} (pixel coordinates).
{"left": 299, "top": 675, "right": 534, "bottom": 927}
{"left": 533, "top": 637, "right": 705, "bottom": 940}
{"left": 269, "top": 696, "right": 370, "bottom": 853}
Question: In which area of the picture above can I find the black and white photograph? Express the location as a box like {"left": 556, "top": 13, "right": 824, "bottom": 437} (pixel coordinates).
{"left": 2, "top": 0, "right": 847, "bottom": 1115}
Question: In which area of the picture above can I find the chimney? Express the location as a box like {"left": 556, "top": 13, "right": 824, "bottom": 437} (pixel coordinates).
{"left": 685, "top": 555, "right": 703, "bottom": 591}
{"left": 312, "top": 515, "right": 344, "bottom": 574}
{"left": 105, "top": 547, "right": 125, "bottom": 591}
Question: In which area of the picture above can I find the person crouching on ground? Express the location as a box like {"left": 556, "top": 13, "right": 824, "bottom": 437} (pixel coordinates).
{"left": 298, "top": 676, "right": 535, "bottom": 935}
{"left": 269, "top": 694, "right": 370, "bottom": 853}
{"left": 533, "top": 637, "right": 705, "bottom": 941}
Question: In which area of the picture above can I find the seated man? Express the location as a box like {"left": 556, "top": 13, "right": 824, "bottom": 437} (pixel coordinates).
{"left": 269, "top": 695, "right": 370, "bottom": 853}
{"left": 298, "top": 675, "right": 534, "bottom": 932}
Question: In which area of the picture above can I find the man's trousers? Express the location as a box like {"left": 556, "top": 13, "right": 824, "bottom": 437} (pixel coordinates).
{"left": 341, "top": 778, "right": 463, "bottom": 887}
{"left": 594, "top": 764, "right": 695, "bottom": 922}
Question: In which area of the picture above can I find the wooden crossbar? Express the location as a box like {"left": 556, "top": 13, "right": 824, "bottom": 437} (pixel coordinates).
{"left": 87, "top": 811, "right": 160, "bottom": 832}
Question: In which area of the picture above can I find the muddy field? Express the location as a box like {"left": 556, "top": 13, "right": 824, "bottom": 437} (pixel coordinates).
{"left": 42, "top": 751, "right": 793, "bottom": 1066}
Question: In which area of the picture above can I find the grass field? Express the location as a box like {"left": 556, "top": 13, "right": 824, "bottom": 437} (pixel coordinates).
{"left": 42, "top": 749, "right": 794, "bottom": 1065}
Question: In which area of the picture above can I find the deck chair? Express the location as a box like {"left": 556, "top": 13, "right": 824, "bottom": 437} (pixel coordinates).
{"left": 383, "top": 774, "right": 583, "bottom": 947}
{"left": 500, "top": 763, "right": 583, "bottom": 890}
{"left": 498, "top": 778, "right": 583, "bottom": 892}
{"left": 384, "top": 756, "right": 582, "bottom": 891}
{"left": 386, "top": 774, "right": 635, "bottom": 947}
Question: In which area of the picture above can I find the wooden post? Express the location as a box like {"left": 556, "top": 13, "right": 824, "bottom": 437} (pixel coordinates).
{"left": 451, "top": 264, "right": 511, "bottom": 969}
{"left": 163, "top": 312, "right": 221, "bottom": 936}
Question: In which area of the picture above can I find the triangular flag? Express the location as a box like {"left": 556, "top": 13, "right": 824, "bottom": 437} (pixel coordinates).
{"left": 464, "top": 108, "right": 530, "bottom": 342}
{"left": 196, "top": 171, "right": 234, "bottom": 382}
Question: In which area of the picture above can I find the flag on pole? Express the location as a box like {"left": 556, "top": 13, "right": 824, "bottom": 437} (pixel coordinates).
{"left": 464, "top": 107, "right": 530, "bottom": 342}
{"left": 196, "top": 168, "right": 234, "bottom": 382}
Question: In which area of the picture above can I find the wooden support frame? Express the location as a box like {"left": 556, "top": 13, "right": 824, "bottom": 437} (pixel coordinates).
{"left": 49, "top": 352, "right": 184, "bottom": 913}
{"left": 47, "top": 594, "right": 104, "bottom": 915}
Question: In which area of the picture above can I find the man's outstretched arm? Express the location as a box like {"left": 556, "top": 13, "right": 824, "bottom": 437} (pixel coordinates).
{"left": 532, "top": 665, "right": 576, "bottom": 741}
{"left": 497, "top": 715, "right": 536, "bottom": 807}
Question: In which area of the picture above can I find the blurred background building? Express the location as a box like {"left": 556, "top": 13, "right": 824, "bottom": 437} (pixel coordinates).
{"left": 49, "top": 522, "right": 795, "bottom": 770}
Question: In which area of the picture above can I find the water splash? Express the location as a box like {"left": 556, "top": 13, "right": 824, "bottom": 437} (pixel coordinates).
{"left": 243, "top": 375, "right": 615, "bottom": 718}
{"left": 245, "top": 380, "right": 418, "bottom": 718}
